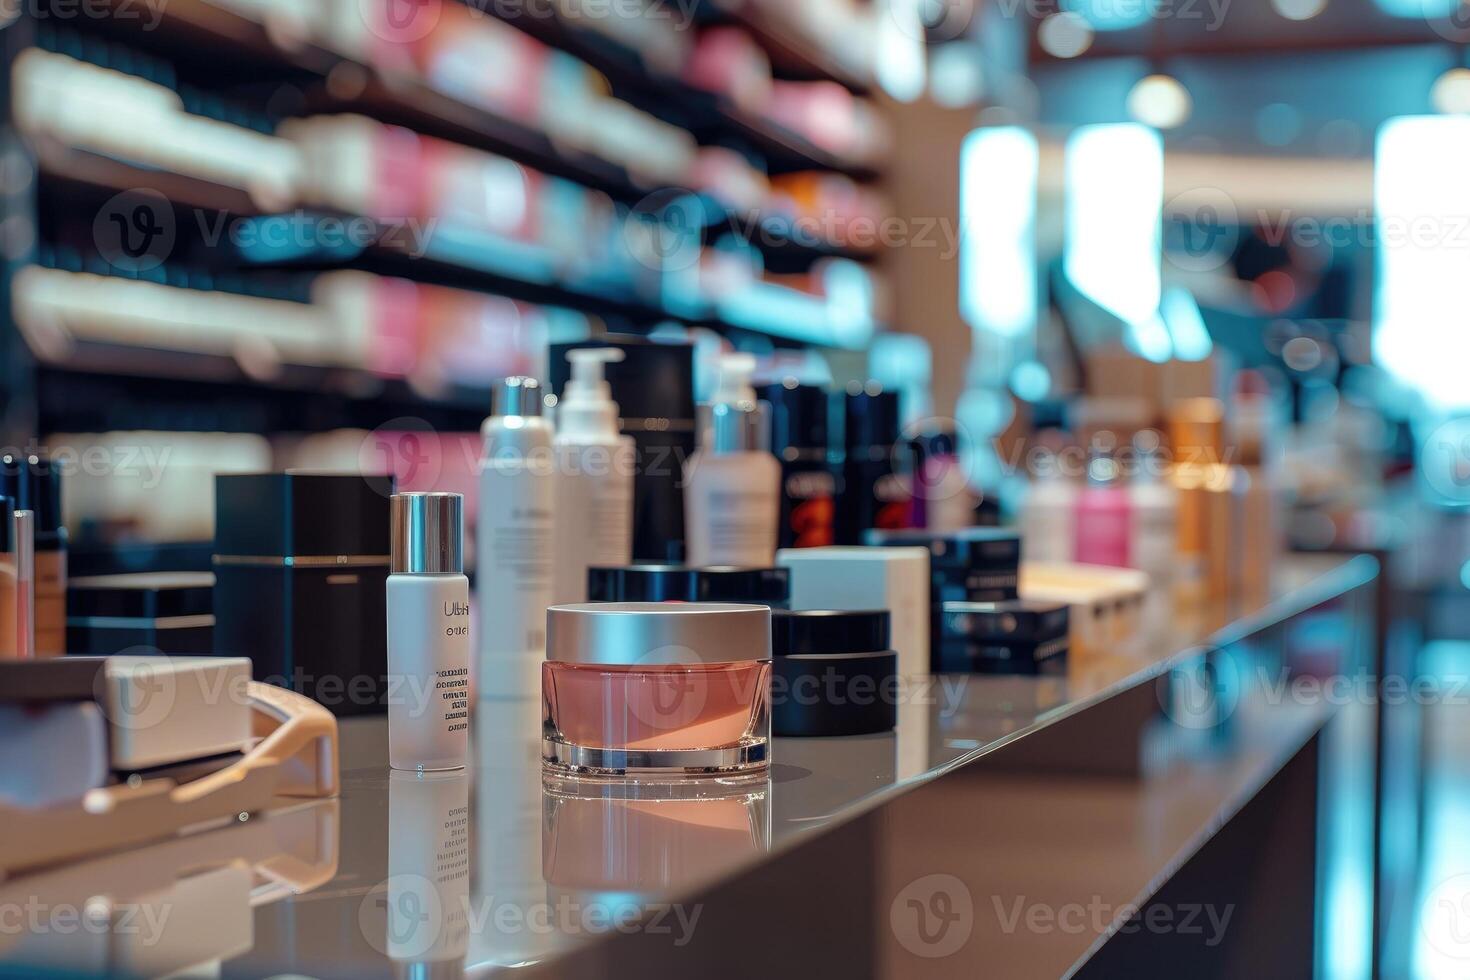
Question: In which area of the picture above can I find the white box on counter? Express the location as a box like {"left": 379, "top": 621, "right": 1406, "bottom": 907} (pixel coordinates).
{"left": 777, "top": 546, "right": 931, "bottom": 678}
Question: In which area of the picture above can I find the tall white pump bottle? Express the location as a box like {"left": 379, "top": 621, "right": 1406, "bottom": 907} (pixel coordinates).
{"left": 684, "top": 353, "right": 781, "bottom": 567}
{"left": 477, "top": 376, "right": 555, "bottom": 699}
{"left": 551, "top": 348, "right": 635, "bottom": 604}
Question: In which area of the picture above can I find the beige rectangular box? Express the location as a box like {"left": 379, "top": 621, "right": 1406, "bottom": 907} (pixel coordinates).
{"left": 103, "top": 656, "right": 254, "bottom": 770}
{"left": 1019, "top": 562, "right": 1150, "bottom": 656}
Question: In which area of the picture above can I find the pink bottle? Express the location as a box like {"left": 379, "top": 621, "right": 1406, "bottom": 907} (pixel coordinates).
{"left": 1074, "top": 446, "right": 1132, "bottom": 568}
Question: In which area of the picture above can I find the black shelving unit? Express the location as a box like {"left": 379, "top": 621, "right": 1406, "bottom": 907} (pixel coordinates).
{"left": 0, "top": 0, "right": 890, "bottom": 440}
{"left": 0, "top": 14, "right": 38, "bottom": 446}
{"left": 690, "top": 0, "right": 874, "bottom": 95}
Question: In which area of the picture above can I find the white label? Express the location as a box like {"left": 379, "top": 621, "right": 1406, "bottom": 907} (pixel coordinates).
{"left": 387, "top": 574, "right": 471, "bottom": 771}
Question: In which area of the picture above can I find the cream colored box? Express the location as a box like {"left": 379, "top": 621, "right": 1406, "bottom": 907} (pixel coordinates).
{"left": 1019, "top": 562, "right": 1150, "bottom": 656}
{"left": 777, "top": 546, "right": 931, "bottom": 677}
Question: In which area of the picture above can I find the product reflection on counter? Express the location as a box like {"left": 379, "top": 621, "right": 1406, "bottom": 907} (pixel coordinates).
{"left": 542, "top": 773, "right": 771, "bottom": 897}
{"left": 0, "top": 800, "right": 338, "bottom": 979}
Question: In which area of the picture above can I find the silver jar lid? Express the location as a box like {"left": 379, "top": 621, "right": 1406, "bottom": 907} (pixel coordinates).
{"left": 391, "top": 493, "right": 463, "bottom": 575}
{"left": 546, "top": 602, "right": 771, "bottom": 666}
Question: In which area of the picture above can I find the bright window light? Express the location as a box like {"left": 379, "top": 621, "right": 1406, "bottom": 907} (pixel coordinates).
{"left": 960, "top": 126, "right": 1038, "bottom": 338}
{"left": 1373, "top": 116, "right": 1470, "bottom": 409}
{"left": 1374, "top": 0, "right": 1457, "bottom": 18}
{"left": 1127, "top": 74, "right": 1192, "bottom": 129}
{"left": 877, "top": 0, "right": 928, "bottom": 103}
{"left": 1062, "top": 0, "right": 1157, "bottom": 31}
{"left": 1160, "top": 286, "right": 1214, "bottom": 360}
{"left": 1064, "top": 123, "right": 1164, "bottom": 341}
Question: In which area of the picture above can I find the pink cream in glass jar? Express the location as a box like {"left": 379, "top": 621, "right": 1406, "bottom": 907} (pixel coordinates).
{"left": 541, "top": 602, "right": 772, "bottom": 778}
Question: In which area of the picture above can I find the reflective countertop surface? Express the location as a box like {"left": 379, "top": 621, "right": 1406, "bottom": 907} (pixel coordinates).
{"left": 0, "top": 556, "right": 1375, "bottom": 979}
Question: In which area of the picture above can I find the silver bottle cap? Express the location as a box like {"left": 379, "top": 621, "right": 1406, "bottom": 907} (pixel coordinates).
{"left": 705, "top": 400, "right": 770, "bottom": 455}
{"left": 391, "top": 493, "right": 463, "bottom": 575}
{"left": 546, "top": 602, "right": 771, "bottom": 666}
{"left": 496, "top": 376, "right": 545, "bottom": 418}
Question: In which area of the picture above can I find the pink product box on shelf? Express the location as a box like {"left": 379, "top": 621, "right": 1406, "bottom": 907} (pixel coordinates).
{"left": 366, "top": 278, "right": 545, "bottom": 387}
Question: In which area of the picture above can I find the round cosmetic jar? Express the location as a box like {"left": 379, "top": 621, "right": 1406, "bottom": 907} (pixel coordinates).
{"left": 542, "top": 602, "right": 773, "bottom": 777}
{"left": 770, "top": 609, "right": 897, "bottom": 737}
{"left": 587, "top": 564, "right": 790, "bottom": 607}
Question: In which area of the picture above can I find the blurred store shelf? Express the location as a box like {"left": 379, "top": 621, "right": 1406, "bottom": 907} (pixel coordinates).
{"left": 693, "top": 0, "right": 874, "bottom": 94}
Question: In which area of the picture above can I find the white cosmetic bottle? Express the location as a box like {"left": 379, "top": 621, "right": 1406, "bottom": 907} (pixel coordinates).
{"left": 1020, "top": 448, "right": 1077, "bottom": 564}
{"left": 551, "top": 348, "right": 635, "bottom": 604}
{"left": 477, "top": 377, "right": 555, "bottom": 699}
{"left": 684, "top": 353, "right": 781, "bottom": 567}
{"left": 1128, "top": 433, "right": 1179, "bottom": 634}
{"left": 388, "top": 493, "right": 470, "bottom": 772}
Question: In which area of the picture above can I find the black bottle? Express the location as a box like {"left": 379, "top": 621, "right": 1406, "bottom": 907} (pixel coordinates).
{"left": 760, "top": 380, "right": 843, "bottom": 550}
{"left": 838, "top": 383, "right": 923, "bottom": 543}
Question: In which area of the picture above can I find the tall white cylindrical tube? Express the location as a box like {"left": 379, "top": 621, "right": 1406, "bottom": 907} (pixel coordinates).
{"left": 477, "top": 377, "right": 555, "bottom": 699}
{"left": 388, "top": 492, "right": 470, "bottom": 772}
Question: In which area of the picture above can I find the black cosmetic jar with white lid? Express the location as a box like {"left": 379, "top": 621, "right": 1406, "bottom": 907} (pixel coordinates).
{"left": 770, "top": 609, "right": 898, "bottom": 737}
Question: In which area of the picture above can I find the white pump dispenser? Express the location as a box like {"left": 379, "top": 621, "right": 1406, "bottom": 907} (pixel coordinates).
{"left": 551, "top": 348, "right": 635, "bottom": 605}
{"left": 560, "top": 348, "right": 624, "bottom": 444}
{"left": 684, "top": 353, "right": 781, "bottom": 566}
{"left": 711, "top": 352, "right": 757, "bottom": 409}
